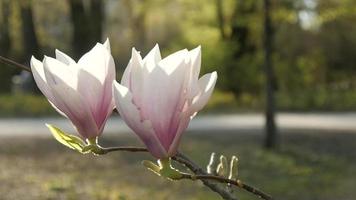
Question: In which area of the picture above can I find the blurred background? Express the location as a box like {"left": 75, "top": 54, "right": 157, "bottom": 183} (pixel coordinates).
{"left": 0, "top": 0, "right": 356, "bottom": 200}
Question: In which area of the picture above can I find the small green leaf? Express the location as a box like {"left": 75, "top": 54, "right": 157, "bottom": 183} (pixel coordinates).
{"left": 142, "top": 158, "right": 184, "bottom": 180}
{"left": 142, "top": 160, "right": 161, "bottom": 175}
{"left": 82, "top": 144, "right": 95, "bottom": 153}
{"left": 46, "top": 124, "right": 85, "bottom": 153}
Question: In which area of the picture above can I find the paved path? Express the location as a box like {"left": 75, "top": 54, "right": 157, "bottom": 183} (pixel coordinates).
{"left": 1, "top": 113, "right": 356, "bottom": 136}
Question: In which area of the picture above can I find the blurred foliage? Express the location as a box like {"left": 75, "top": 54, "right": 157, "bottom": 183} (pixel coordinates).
{"left": 0, "top": 94, "right": 55, "bottom": 117}
{"left": 1, "top": 0, "right": 356, "bottom": 114}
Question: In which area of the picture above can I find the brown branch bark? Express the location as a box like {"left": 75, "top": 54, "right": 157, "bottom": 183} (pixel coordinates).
{"left": 101, "top": 146, "right": 273, "bottom": 200}
{"left": 0, "top": 57, "right": 272, "bottom": 200}
{"left": 0, "top": 56, "right": 31, "bottom": 72}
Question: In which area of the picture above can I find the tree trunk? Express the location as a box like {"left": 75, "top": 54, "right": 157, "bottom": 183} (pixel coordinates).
{"left": 216, "top": 0, "right": 226, "bottom": 39}
{"left": 20, "top": 0, "right": 40, "bottom": 60}
{"left": 0, "top": 0, "right": 14, "bottom": 93}
{"left": 0, "top": 0, "right": 11, "bottom": 57}
{"left": 69, "top": 0, "right": 104, "bottom": 59}
{"left": 263, "top": 0, "right": 277, "bottom": 149}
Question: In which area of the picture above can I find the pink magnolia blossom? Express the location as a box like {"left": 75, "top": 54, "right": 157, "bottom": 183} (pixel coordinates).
{"left": 113, "top": 45, "right": 217, "bottom": 158}
{"left": 31, "top": 40, "right": 115, "bottom": 139}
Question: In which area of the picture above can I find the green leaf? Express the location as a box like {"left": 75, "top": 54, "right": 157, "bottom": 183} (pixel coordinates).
{"left": 142, "top": 158, "right": 184, "bottom": 181}
{"left": 46, "top": 124, "right": 85, "bottom": 153}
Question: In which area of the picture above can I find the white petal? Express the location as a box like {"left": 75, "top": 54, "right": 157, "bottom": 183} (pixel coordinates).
{"left": 121, "top": 48, "right": 142, "bottom": 88}
{"left": 113, "top": 81, "right": 167, "bottom": 158}
{"left": 142, "top": 44, "right": 161, "bottom": 72}
{"left": 31, "top": 57, "right": 53, "bottom": 100}
{"left": 31, "top": 56, "right": 68, "bottom": 118}
{"left": 55, "top": 49, "right": 76, "bottom": 65}
{"left": 190, "top": 72, "right": 217, "bottom": 113}
{"left": 103, "top": 38, "right": 111, "bottom": 52}
{"left": 43, "top": 56, "right": 78, "bottom": 90}
{"left": 77, "top": 43, "right": 115, "bottom": 84}
{"left": 158, "top": 49, "right": 188, "bottom": 75}
{"left": 187, "top": 46, "right": 202, "bottom": 99}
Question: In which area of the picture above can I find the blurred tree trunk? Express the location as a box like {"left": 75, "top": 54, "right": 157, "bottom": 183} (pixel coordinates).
{"left": 216, "top": 0, "right": 226, "bottom": 39}
{"left": 0, "top": 0, "right": 11, "bottom": 57}
{"left": 20, "top": 0, "right": 40, "bottom": 60}
{"left": 263, "top": 0, "right": 277, "bottom": 149}
{"left": 0, "top": 0, "right": 14, "bottom": 93}
{"left": 89, "top": 0, "right": 103, "bottom": 42}
{"left": 123, "top": 0, "right": 147, "bottom": 51}
{"left": 217, "top": 0, "right": 257, "bottom": 96}
{"left": 69, "top": 0, "right": 104, "bottom": 59}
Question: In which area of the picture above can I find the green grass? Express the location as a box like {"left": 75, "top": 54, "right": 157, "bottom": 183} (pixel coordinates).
{"left": 0, "top": 130, "right": 355, "bottom": 200}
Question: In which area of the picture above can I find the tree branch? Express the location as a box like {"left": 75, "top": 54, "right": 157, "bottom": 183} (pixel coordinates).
{"left": 0, "top": 55, "right": 31, "bottom": 72}
{"left": 0, "top": 56, "right": 272, "bottom": 200}
{"left": 101, "top": 146, "right": 273, "bottom": 200}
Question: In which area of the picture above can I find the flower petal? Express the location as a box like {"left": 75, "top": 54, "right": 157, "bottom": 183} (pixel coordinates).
{"left": 142, "top": 44, "right": 161, "bottom": 72}
{"left": 76, "top": 42, "right": 116, "bottom": 129}
{"left": 43, "top": 56, "right": 78, "bottom": 90}
{"left": 31, "top": 56, "right": 54, "bottom": 101}
{"left": 190, "top": 71, "right": 217, "bottom": 114}
{"left": 77, "top": 42, "right": 114, "bottom": 84}
{"left": 103, "top": 38, "right": 111, "bottom": 52}
{"left": 121, "top": 48, "right": 143, "bottom": 88}
{"left": 187, "top": 46, "right": 201, "bottom": 99}
{"left": 49, "top": 83, "right": 99, "bottom": 139}
{"left": 55, "top": 49, "right": 76, "bottom": 65}
{"left": 138, "top": 50, "right": 189, "bottom": 150}
{"left": 113, "top": 81, "right": 167, "bottom": 158}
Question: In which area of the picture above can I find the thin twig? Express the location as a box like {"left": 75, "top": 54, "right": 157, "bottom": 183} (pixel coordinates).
{"left": 0, "top": 56, "right": 272, "bottom": 200}
{"left": 0, "top": 56, "right": 31, "bottom": 72}
{"left": 172, "top": 153, "right": 238, "bottom": 200}
{"left": 101, "top": 146, "right": 147, "bottom": 153}
{"left": 180, "top": 174, "right": 272, "bottom": 200}
{"left": 100, "top": 146, "right": 273, "bottom": 200}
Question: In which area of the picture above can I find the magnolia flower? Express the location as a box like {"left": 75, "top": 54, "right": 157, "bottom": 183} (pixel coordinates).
{"left": 31, "top": 40, "right": 115, "bottom": 140}
{"left": 113, "top": 45, "right": 217, "bottom": 158}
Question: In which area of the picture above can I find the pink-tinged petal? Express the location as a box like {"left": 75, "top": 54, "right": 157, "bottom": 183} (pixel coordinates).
{"left": 167, "top": 110, "right": 191, "bottom": 156}
{"left": 138, "top": 50, "right": 189, "bottom": 151}
{"left": 55, "top": 49, "right": 76, "bottom": 65}
{"left": 103, "top": 38, "right": 111, "bottom": 52}
{"left": 113, "top": 81, "right": 167, "bottom": 158}
{"left": 43, "top": 57, "right": 100, "bottom": 138}
{"left": 190, "top": 71, "right": 218, "bottom": 114}
{"left": 49, "top": 83, "right": 99, "bottom": 139}
{"left": 76, "top": 42, "right": 115, "bottom": 129}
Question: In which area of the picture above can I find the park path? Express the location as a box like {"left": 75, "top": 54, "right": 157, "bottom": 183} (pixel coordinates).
{"left": 1, "top": 113, "right": 356, "bottom": 136}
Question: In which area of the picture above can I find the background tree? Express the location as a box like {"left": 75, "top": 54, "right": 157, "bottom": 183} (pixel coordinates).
{"left": 263, "top": 0, "right": 277, "bottom": 149}
{"left": 69, "top": 0, "right": 104, "bottom": 59}
{"left": 0, "top": 0, "right": 14, "bottom": 93}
